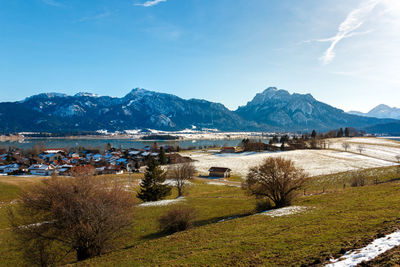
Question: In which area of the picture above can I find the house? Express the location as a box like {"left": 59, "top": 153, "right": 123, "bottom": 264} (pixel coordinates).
{"left": 208, "top": 167, "right": 231, "bottom": 178}
{"left": 28, "top": 164, "right": 55, "bottom": 176}
{"left": 220, "top": 147, "right": 236, "bottom": 153}
{"left": 0, "top": 163, "right": 20, "bottom": 174}
{"left": 43, "top": 148, "right": 67, "bottom": 154}
{"left": 166, "top": 153, "right": 192, "bottom": 164}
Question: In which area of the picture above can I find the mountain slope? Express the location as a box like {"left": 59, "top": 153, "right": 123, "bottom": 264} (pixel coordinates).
{"left": 0, "top": 89, "right": 259, "bottom": 132}
{"left": 235, "top": 87, "right": 393, "bottom": 131}
{"left": 0, "top": 87, "right": 396, "bottom": 133}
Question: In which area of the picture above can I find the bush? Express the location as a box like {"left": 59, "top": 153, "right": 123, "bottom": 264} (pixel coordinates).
{"left": 158, "top": 205, "right": 197, "bottom": 234}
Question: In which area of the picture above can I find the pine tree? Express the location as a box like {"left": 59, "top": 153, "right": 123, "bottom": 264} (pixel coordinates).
{"left": 159, "top": 147, "right": 167, "bottom": 165}
{"left": 344, "top": 127, "right": 350, "bottom": 137}
{"left": 137, "top": 158, "right": 171, "bottom": 202}
{"left": 311, "top": 130, "right": 317, "bottom": 139}
{"left": 337, "top": 128, "right": 344, "bottom": 138}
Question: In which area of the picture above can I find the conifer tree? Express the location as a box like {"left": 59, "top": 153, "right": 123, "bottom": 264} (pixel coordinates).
{"left": 311, "top": 130, "right": 317, "bottom": 139}
{"left": 137, "top": 158, "right": 171, "bottom": 202}
{"left": 345, "top": 127, "right": 350, "bottom": 137}
{"left": 337, "top": 128, "right": 344, "bottom": 137}
{"left": 159, "top": 147, "right": 167, "bottom": 165}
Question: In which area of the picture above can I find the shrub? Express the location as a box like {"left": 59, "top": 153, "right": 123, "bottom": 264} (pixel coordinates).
{"left": 158, "top": 205, "right": 197, "bottom": 234}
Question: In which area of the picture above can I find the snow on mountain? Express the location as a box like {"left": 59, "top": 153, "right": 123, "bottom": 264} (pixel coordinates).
{"left": 348, "top": 104, "right": 400, "bottom": 120}
{"left": 0, "top": 87, "right": 396, "bottom": 133}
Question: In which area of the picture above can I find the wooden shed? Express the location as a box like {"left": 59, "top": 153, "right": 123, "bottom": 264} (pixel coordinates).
{"left": 208, "top": 167, "right": 231, "bottom": 178}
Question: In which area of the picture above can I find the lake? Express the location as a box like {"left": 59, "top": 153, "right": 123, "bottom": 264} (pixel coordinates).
{"left": 0, "top": 138, "right": 269, "bottom": 150}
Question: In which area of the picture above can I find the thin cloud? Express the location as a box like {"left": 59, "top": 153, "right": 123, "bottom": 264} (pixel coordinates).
{"left": 76, "top": 12, "right": 111, "bottom": 23}
{"left": 134, "top": 0, "right": 167, "bottom": 7}
{"left": 42, "top": 0, "right": 64, "bottom": 7}
{"left": 319, "top": 0, "right": 381, "bottom": 64}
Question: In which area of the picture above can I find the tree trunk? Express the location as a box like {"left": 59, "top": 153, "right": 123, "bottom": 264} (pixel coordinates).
{"left": 77, "top": 247, "right": 92, "bottom": 261}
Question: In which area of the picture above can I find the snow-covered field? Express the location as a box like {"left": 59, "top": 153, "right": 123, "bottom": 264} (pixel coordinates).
{"left": 329, "top": 138, "right": 400, "bottom": 163}
{"left": 187, "top": 138, "right": 399, "bottom": 177}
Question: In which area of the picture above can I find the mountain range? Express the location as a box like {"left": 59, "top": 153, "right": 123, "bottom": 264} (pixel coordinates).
{"left": 0, "top": 87, "right": 398, "bottom": 134}
{"left": 348, "top": 104, "right": 400, "bottom": 120}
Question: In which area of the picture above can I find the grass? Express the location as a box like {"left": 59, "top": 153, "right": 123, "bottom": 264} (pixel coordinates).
{"left": 306, "top": 165, "right": 399, "bottom": 193}
{"left": 1, "top": 166, "right": 400, "bottom": 266}
{"left": 79, "top": 181, "right": 400, "bottom": 266}
{"left": 0, "top": 182, "right": 20, "bottom": 202}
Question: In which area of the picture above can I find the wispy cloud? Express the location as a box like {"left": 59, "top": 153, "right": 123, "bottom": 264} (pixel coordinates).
{"left": 318, "top": 0, "right": 381, "bottom": 64}
{"left": 76, "top": 11, "right": 111, "bottom": 23}
{"left": 42, "top": 0, "right": 64, "bottom": 7}
{"left": 134, "top": 0, "right": 166, "bottom": 7}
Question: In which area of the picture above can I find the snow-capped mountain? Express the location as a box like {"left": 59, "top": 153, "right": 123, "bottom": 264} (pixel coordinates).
{"left": 348, "top": 104, "right": 400, "bottom": 120}
{"left": 0, "top": 88, "right": 255, "bottom": 132}
{"left": 235, "top": 87, "right": 392, "bottom": 131}
{"left": 0, "top": 87, "right": 395, "bottom": 133}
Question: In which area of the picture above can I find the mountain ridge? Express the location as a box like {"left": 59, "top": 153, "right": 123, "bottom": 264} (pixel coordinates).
{"left": 348, "top": 104, "right": 400, "bottom": 120}
{"left": 0, "top": 87, "right": 397, "bottom": 133}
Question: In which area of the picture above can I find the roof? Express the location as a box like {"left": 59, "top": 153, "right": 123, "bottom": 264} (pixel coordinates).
{"left": 29, "top": 164, "right": 52, "bottom": 170}
{"left": 44, "top": 149, "right": 66, "bottom": 154}
{"left": 208, "top": 167, "right": 232, "bottom": 172}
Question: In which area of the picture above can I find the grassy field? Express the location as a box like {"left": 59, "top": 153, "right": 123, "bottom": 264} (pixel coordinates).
{"left": 0, "top": 167, "right": 400, "bottom": 266}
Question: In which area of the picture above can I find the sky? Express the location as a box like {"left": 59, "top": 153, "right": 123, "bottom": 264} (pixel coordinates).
{"left": 0, "top": 0, "right": 399, "bottom": 112}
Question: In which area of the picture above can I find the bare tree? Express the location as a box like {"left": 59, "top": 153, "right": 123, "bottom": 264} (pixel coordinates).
{"left": 357, "top": 145, "right": 365, "bottom": 154}
{"left": 8, "top": 170, "right": 135, "bottom": 265}
{"left": 168, "top": 162, "right": 196, "bottom": 197}
{"left": 342, "top": 142, "right": 351, "bottom": 152}
{"left": 350, "top": 170, "right": 366, "bottom": 187}
{"left": 242, "top": 157, "right": 308, "bottom": 208}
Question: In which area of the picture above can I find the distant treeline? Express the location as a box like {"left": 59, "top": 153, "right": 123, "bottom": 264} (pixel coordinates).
{"left": 141, "top": 135, "right": 180, "bottom": 141}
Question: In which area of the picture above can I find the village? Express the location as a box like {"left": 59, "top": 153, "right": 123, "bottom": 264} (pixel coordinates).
{"left": 0, "top": 129, "right": 387, "bottom": 179}
{"left": 0, "top": 143, "right": 195, "bottom": 177}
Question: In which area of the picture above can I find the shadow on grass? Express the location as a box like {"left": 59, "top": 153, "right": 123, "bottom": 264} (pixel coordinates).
{"left": 130, "top": 211, "right": 255, "bottom": 245}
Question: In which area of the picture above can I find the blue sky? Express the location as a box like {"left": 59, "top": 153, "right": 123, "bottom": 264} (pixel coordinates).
{"left": 0, "top": 0, "right": 399, "bottom": 112}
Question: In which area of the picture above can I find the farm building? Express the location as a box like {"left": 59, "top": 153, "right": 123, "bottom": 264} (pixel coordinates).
{"left": 208, "top": 167, "right": 231, "bottom": 178}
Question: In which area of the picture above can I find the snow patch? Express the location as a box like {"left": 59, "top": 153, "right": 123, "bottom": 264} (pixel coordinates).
{"left": 259, "top": 206, "right": 308, "bottom": 217}
{"left": 138, "top": 198, "right": 185, "bottom": 207}
{"left": 327, "top": 230, "right": 400, "bottom": 267}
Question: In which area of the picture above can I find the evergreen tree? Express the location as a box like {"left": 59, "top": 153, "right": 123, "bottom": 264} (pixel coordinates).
{"left": 344, "top": 127, "right": 350, "bottom": 137}
{"left": 159, "top": 147, "right": 167, "bottom": 165}
{"left": 311, "top": 130, "right": 317, "bottom": 139}
{"left": 137, "top": 159, "right": 171, "bottom": 202}
{"left": 337, "top": 128, "right": 344, "bottom": 138}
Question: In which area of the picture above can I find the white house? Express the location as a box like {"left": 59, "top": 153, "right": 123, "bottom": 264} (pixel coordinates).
{"left": 28, "top": 164, "right": 55, "bottom": 176}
